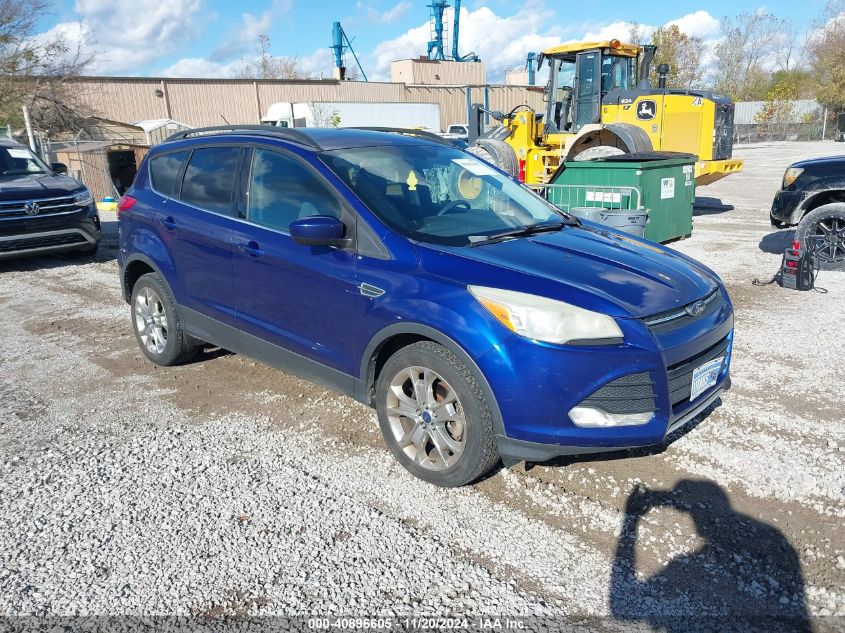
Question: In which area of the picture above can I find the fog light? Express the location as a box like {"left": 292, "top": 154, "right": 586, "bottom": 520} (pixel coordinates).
{"left": 569, "top": 406, "right": 653, "bottom": 428}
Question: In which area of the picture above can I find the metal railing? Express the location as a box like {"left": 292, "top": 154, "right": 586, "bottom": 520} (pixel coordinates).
{"left": 532, "top": 183, "right": 643, "bottom": 213}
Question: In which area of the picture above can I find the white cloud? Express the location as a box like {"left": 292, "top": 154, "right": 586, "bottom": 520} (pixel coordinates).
{"left": 368, "top": 1, "right": 413, "bottom": 25}
{"left": 369, "top": 4, "right": 566, "bottom": 81}
{"left": 162, "top": 57, "right": 238, "bottom": 78}
{"left": 163, "top": 47, "right": 332, "bottom": 80}
{"left": 37, "top": 0, "right": 204, "bottom": 75}
{"left": 210, "top": 0, "right": 295, "bottom": 62}
{"left": 667, "top": 11, "right": 720, "bottom": 39}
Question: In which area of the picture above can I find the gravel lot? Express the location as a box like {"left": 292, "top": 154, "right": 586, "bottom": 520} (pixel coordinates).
{"left": 0, "top": 141, "right": 843, "bottom": 630}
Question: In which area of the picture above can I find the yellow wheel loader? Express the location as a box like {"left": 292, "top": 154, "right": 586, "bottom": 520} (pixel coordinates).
{"left": 468, "top": 40, "right": 743, "bottom": 187}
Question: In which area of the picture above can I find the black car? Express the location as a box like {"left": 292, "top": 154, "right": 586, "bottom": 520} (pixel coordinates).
{"left": 770, "top": 155, "right": 845, "bottom": 265}
{"left": 0, "top": 139, "right": 101, "bottom": 259}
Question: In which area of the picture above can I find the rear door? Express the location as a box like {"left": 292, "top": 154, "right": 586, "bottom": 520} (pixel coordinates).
{"left": 232, "top": 146, "right": 360, "bottom": 379}
{"left": 573, "top": 50, "right": 602, "bottom": 131}
{"left": 158, "top": 145, "right": 243, "bottom": 343}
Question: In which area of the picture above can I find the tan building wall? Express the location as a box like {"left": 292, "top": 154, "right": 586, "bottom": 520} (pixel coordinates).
{"left": 505, "top": 69, "right": 531, "bottom": 86}
{"left": 391, "top": 59, "right": 486, "bottom": 85}
{"left": 68, "top": 77, "right": 544, "bottom": 131}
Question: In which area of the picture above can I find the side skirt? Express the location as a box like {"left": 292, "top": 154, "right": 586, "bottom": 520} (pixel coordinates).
{"left": 181, "top": 306, "right": 363, "bottom": 401}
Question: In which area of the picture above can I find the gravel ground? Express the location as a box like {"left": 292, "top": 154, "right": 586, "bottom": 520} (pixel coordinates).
{"left": 0, "top": 141, "right": 843, "bottom": 631}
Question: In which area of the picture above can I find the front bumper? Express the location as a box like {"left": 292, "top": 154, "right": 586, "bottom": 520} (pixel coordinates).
{"left": 0, "top": 206, "right": 101, "bottom": 260}
{"left": 770, "top": 189, "right": 803, "bottom": 227}
{"left": 496, "top": 382, "right": 728, "bottom": 463}
{"left": 694, "top": 158, "right": 743, "bottom": 187}
{"left": 478, "top": 289, "right": 734, "bottom": 463}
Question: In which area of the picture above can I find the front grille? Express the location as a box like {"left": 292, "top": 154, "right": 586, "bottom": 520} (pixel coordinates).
{"left": 667, "top": 336, "right": 729, "bottom": 408}
{"left": 580, "top": 372, "right": 656, "bottom": 414}
{"left": 0, "top": 195, "right": 81, "bottom": 219}
{"left": 0, "top": 233, "right": 86, "bottom": 253}
{"left": 642, "top": 290, "right": 723, "bottom": 334}
{"left": 713, "top": 105, "right": 735, "bottom": 160}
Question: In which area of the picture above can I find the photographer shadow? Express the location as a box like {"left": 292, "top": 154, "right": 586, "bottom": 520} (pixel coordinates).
{"left": 609, "top": 479, "right": 811, "bottom": 633}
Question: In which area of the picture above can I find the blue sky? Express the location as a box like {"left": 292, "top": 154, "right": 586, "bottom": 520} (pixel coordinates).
{"left": 36, "top": 0, "right": 830, "bottom": 80}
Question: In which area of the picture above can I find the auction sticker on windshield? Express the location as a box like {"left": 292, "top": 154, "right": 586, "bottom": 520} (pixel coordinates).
{"left": 453, "top": 158, "right": 497, "bottom": 176}
{"left": 689, "top": 357, "right": 724, "bottom": 401}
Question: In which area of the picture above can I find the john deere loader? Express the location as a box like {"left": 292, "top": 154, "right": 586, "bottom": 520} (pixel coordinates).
{"left": 469, "top": 39, "right": 743, "bottom": 187}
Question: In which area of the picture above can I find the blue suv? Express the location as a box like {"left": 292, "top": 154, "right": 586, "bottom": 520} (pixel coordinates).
{"left": 118, "top": 126, "right": 733, "bottom": 487}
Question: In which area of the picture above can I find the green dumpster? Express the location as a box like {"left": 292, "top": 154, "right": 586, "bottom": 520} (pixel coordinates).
{"left": 544, "top": 152, "right": 697, "bottom": 243}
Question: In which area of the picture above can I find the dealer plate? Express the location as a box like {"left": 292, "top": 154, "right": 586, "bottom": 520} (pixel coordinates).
{"left": 689, "top": 357, "right": 724, "bottom": 402}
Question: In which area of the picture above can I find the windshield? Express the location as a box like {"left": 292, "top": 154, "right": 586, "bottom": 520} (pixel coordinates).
{"left": 322, "top": 145, "right": 565, "bottom": 246}
{"left": 0, "top": 146, "right": 49, "bottom": 176}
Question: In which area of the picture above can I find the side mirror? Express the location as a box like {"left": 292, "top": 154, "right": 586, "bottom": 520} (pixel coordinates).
{"left": 51, "top": 162, "right": 68, "bottom": 174}
{"left": 289, "top": 215, "right": 346, "bottom": 246}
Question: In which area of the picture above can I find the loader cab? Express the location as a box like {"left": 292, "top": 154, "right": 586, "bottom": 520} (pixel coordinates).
{"left": 541, "top": 40, "right": 646, "bottom": 133}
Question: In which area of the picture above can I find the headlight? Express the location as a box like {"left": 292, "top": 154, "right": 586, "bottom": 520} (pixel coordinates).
{"left": 469, "top": 286, "right": 623, "bottom": 345}
{"left": 73, "top": 189, "right": 93, "bottom": 207}
{"left": 783, "top": 167, "right": 803, "bottom": 188}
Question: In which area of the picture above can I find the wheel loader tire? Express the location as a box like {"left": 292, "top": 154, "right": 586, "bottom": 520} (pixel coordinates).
{"left": 572, "top": 145, "right": 626, "bottom": 161}
{"left": 467, "top": 139, "right": 518, "bottom": 177}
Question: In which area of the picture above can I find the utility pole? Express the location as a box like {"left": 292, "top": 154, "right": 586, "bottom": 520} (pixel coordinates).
{"left": 22, "top": 106, "right": 36, "bottom": 152}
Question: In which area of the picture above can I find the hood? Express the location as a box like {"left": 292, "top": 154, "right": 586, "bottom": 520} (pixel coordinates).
{"left": 418, "top": 224, "right": 718, "bottom": 319}
{"left": 0, "top": 173, "right": 83, "bottom": 201}
{"left": 791, "top": 155, "right": 845, "bottom": 170}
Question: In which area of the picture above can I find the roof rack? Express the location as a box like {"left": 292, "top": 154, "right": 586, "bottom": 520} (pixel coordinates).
{"left": 348, "top": 127, "right": 453, "bottom": 146}
{"left": 165, "top": 125, "right": 321, "bottom": 149}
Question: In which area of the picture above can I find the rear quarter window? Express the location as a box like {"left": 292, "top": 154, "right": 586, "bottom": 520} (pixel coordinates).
{"left": 149, "top": 151, "right": 189, "bottom": 197}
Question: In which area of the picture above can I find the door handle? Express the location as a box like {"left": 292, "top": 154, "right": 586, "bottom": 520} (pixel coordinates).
{"left": 158, "top": 216, "right": 177, "bottom": 231}
{"left": 359, "top": 282, "right": 385, "bottom": 298}
{"left": 238, "top": 241, "right": 264, "bottom": 258}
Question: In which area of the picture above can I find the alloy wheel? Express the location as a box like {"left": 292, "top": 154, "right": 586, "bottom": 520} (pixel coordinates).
{"left": 385, "top": 366, "right": 466, "bottom": 471}
{"left": 134, "top": 287, "right": 169, "bottom": 355}
{"left": 807, "top": 216, "right": 845, "bottom": 263}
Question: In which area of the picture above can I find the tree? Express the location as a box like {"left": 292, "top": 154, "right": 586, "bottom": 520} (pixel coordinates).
{"left": 234, "top": 34, "right": 306, "bottom": 80}
{"left": 309, "top": 103, "right": 340, "bottom": 127}
{"left": 649, "top": 25, "right": 704, "bottom": 89}
{"left": 807, "top": 1, "right": 845, "bottom": 113}
{"left": 755, "top": 82, "right": 798, "bottom": 138}
{"left": 0, "top": 0, "right": 92, "bottom": 134}
{"left": 712, "top": 11, "right": 782, "bottom": 100}
{"left": 626, "top": 22, "right": 647, "bottom": 45}
{"left": 768, "top": 69, "right": 816, "bottom": 99}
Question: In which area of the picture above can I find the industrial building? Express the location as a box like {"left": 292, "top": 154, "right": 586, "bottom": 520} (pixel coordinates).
{"left": 66, "top": 76, "right": 543, "bottom": 133}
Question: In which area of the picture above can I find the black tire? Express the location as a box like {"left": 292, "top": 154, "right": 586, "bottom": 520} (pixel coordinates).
{"left": 375, "top": 341, "right": 499, "bottom": 487}
{"left": 467, "top": 139, "right": 518, "bottom": 177}
{"left": 130, "top": 272, "right": 199, "bottom": 366}
{"left": 795, "top": 203, "right": 845, "bottom": 270}
{"left": 573, "top": 145, "right": 626, "bottom": 161}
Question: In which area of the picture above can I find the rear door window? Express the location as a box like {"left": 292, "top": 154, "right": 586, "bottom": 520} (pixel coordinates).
{"left": 246, "top": 148, "right": 342, "bottom": 232}
{"left": 180, "top": 147, "right": 241, "bottom": 215}
{"left": 149, "top": 151, "right": 188, "bottom": 197}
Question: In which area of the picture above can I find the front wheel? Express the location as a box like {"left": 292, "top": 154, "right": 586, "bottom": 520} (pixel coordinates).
{"left": 795, "top": 203, "right": 845, "bottom": 269}
{"left": 376, "top": 341, "right": 499, "bottom": 487}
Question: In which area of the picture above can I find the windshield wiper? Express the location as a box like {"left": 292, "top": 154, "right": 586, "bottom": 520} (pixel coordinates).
{"left": 468, "top": 220, "right": 570, "bottom": 247}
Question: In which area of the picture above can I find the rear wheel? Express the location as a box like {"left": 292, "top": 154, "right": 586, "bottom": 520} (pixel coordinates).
{"left": 130, "top": 273, "right": 199, "bottom": 366}
{"left": 376, "top": 341, "right": 499, "bottom": 487}
{"left": 796, "top": 203, "right": 845, "bottom": 269}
